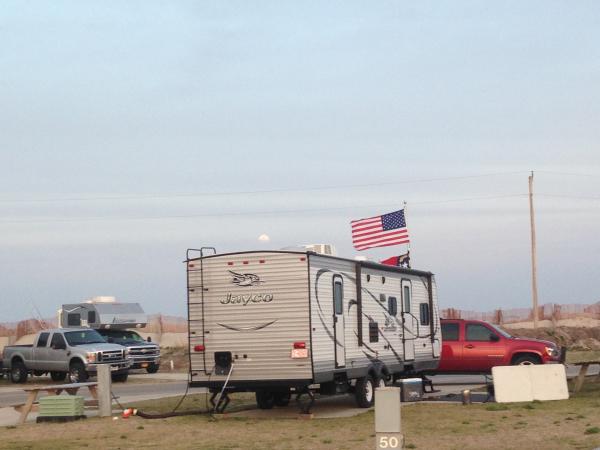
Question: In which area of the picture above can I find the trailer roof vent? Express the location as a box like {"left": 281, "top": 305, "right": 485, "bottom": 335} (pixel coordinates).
{"left": 302, "top": 244, "right": 337, "bottom": 256}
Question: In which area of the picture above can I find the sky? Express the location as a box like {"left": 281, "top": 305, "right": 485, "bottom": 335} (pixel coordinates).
{"left": 1, "top": 1, "right": 599, "bottom": 321}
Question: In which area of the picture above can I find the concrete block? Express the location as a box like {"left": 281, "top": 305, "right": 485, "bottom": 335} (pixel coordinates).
{"left": 375, "top": 387, "right": 401, "bottom": 433}
{"left": 492, "top": 364, "right": 568, "bottom": 403}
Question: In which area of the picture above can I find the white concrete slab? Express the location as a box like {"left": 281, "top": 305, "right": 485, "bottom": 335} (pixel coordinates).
{"left": 492, "top": 364, "right": 569, "bottom": 403}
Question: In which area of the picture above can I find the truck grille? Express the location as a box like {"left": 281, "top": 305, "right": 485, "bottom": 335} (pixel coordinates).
{"left": 100, "top": 350, "right": 124, "bottom": 362}
{"left": 129, "top": 346, "right": 159, "bottom": 358}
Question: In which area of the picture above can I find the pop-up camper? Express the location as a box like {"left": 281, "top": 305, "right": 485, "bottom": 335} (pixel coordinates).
{"left": 186, "top": 249, "right": 441, "bottom": 412}
{"left": 60, "top": 298, "right": 147, "bottom": 329}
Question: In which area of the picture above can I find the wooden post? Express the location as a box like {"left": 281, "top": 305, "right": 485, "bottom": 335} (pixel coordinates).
{"left": 97, "top": 365, "right": 112, "bottom": 417}
{"left": 529, "top": 171, "right": 539, "bottom": 329}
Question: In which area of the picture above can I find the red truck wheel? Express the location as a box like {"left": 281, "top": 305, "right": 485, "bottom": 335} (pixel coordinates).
{"left": 512, "top": 355, "right": 541, "bottom": 365}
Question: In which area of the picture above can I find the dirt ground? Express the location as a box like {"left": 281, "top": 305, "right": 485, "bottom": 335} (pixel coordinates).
{"left": 0, "top": 380, "right": 599, "bottom": 450}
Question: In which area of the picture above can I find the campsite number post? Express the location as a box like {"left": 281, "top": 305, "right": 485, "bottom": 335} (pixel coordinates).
{"left": 375, "top": 387, "right": 403, "bottom": 449}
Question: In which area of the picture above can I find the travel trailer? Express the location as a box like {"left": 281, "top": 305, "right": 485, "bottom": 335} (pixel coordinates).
{"left": 186, "top": 249, "right": 441, "bottom": 412}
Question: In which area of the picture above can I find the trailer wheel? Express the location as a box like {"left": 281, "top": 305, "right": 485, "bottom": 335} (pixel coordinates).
{"left": 51, "top": 371, "right": 67, "bottom": 382}
{"left": 255, "top": 390, "right": 275, "bottom": 409}
{"left": 355, "top": 375, "right": 376, "bottom": 408}
{"left": 69, "top": 361, "right": 88, "bottom": 383}
{"left": 10, "top": 360, "right": 28, "bottom": 384}
{"left": 273, "top": 392, "right": 291, "bottom": 407}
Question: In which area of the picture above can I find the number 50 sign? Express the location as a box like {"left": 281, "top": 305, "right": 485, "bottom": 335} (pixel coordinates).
{"left": 377, "top": 433, "right": 404, "bottom": 449}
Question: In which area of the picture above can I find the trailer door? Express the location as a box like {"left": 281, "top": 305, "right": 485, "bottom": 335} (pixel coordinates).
{"left": 333, "top": 275, "right": 345, "bottom": 368}
{"left": 401, "top": 280, "right": 415, "bottom": 361}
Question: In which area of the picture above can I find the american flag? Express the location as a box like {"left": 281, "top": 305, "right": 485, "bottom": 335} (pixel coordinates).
{"left": 351, "top": 209, "right": 410, "bottom": 251}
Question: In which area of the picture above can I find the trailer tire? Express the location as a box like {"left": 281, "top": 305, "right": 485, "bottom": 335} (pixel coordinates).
{"left": 355, "top": 374, "right": 376, "bottom": 408}
{"left": 273, "top": 392, "right": 291, "bottom": 407}
{"left": 69, "top": 361, "right": 88, "bottom": 383}
{"left": 51, "top": 371, "right": 67, "bottom": 382}
{"left": 146, "top": 364, "right": 160, "bottom": 374}
{"left": 111, "top": 372, "right": 129, "bottom": 383}
{"left": 10, "top": 360, "right": 28, "bottom": 384}
{"left": 255, "top": 390, "right": 275, "bottom": 409}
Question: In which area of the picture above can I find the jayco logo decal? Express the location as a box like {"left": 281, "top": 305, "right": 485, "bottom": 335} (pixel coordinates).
{"left": 229, "top": 270, "right": 263, "bottom": 287}
{"left": 219, "top": 293, "right": 274, "bottom": 305}
{"left": 219, "top": 270, "right": 273, "bottom": 305}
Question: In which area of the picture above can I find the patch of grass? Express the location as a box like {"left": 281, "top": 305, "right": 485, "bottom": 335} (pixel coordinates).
{"left": 405, "top": 445, "right": 416, "bottom": 449}
{"left": 585, "top": 427, "right": 600, "bottom": 435}
{"left": 522, "top": 404, "right": 535, "bottom": 410}
{"left": 486, "top": 404, "right": 509, "bottom": 411}
{"left": 321, "top": 439, "right": 332, "bottom": 444}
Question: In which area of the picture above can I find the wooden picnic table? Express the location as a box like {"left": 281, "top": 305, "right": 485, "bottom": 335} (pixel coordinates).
{"left": 16, "top": 382, "right": 98, "bottom": 425}
{"left": 571, "top": 361, "right": 600, "bottom": 394}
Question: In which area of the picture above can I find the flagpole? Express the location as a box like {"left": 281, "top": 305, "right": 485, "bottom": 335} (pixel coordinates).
{"left": 404, "top": 200, "right": 411, "bottom": 268}
{"left": 528, "top": 171, "right": 539, "bottom": 329}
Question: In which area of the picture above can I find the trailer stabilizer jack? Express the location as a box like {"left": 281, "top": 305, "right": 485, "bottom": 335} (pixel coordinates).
{"left": 210, "top": 391, "right": 231, "bottom": 413}
{"left": 295, "top": 389, "right": 315, "bottom": 414}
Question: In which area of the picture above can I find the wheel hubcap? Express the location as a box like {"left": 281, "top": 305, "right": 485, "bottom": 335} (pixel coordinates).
{"left": 366, "top": 380, "right": 374, "bottom": 402}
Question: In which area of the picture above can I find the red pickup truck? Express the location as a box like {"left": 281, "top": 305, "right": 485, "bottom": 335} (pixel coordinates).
{"left": 436, "top": 319, "right": 562, "bottom": 373}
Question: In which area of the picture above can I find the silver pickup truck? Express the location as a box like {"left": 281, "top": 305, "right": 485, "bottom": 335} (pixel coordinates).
{"left": 2, "top": 328, "right": 131, "bottom": 383}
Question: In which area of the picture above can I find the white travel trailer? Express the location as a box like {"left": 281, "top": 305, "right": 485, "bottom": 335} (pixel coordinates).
{"left": 186, "top": 249, "right": 441, "bottom": 412}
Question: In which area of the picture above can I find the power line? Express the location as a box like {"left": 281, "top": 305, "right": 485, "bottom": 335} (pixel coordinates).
{"left": 0, "top": 171, "right": 527, "bottom": 204}
{"left": 537, "top": 193, "right": 600, "bottom": 201}
{"left": 537, "top": 170, "right": 600, "bottom": 179}
{"left": 0, "top": 193, "right": 527, "bottom": 224}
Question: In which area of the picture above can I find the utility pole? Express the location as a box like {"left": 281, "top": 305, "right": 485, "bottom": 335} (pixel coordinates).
{"left": 528, "top": 171, "right": 539, "bottom": 328}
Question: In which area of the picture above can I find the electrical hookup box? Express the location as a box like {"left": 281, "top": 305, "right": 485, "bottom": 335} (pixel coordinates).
{"left": 399, "top": 378, "right": 423, "bottom": 402}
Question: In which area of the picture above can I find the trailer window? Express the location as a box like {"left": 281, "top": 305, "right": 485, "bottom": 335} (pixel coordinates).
{"left": 37, "top": 332, "right": 49, "bottom": 347}
{"left": 369, "top": 322, "right": 379, "bottom": 343}
{"left": 441, "top": 323, "right": 459, "bottom": 341}
{"left": 419, "top": 303, "right": 430, "bottom": 326}
{"left": 88, "top": 311, "right": 96, "bottom": 323}
{"left": 67, "top": 313, "right": 80, "bottom": 327}
{"left": 403, "top": 285, "right": 411, "bottom": 312}
{"left": 333, "top": 276, "right": 343, "bottom": 315}
{"left": 388, "top": 297, "right": 398, "bottom": 316}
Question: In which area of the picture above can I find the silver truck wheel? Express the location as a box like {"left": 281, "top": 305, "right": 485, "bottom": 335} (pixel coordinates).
{"left": 69, "top": 362, "right": 88, "bottom": 383}
{"left": 10, "top": 360, "right": 28, "bottom": 384}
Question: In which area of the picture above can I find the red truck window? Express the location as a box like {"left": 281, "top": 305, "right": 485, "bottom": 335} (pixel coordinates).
{"left": 466, "top": 324, "right": 497, "bottom": 341}
{"left": 441, "top": 322, "right": 459, "bottom": 341}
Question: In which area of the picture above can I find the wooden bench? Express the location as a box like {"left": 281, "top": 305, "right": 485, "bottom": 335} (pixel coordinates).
{"left": 571, "top": 361, "right": 600, "bottom": 394}
{"left": 15, "top": 382, "right": 98, "bottom": 425}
